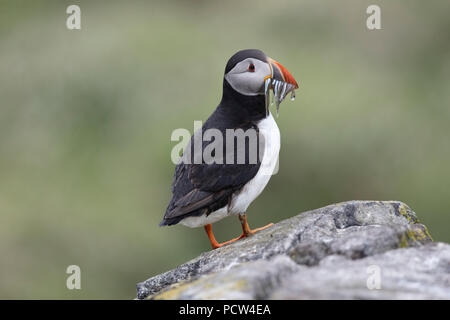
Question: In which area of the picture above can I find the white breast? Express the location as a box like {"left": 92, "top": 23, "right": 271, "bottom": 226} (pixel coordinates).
{"left": 180, "top": 112, "right": 280, "bottom": 228}
{"left": 228, "top": 112, "right": 280, "bottom": 214}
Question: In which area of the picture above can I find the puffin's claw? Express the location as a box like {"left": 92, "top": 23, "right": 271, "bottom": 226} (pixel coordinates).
{"left": 239, "top": 214, "right": 273, "bottom": 237}
{"left": 204, "top": 214, "right": 274, "bottom": 250}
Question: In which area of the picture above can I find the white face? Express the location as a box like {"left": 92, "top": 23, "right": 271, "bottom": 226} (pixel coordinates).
{"left": 224, "top": 58, "right": 272, "bottom": 96}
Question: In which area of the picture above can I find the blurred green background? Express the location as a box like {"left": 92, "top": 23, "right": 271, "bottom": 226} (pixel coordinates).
{"left": 0, "top": 0, "right": 449, "bottom": 299}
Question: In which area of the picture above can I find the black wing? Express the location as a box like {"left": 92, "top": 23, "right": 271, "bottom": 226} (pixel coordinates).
{"left": 159, "top": 110, "right": 263, "bottom": 226}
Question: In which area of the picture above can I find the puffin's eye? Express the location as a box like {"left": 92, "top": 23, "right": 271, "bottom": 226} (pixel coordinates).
{"left": 248, "top": 63, "right": 255, "bottom": 72}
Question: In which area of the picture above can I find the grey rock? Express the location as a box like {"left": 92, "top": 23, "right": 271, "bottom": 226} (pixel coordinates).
{"left": 272, "top": 243, "right": 450, "bottom": 299}
{"left": 137, "top": 200, "right": 442, "bottom": 300}
{"left": 152, "top": 256, "right": 300, "bottom": 300}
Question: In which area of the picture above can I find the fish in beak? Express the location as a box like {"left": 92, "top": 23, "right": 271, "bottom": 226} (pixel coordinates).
{"left": 264, "top": 57, "right": 299, "bottom": 116}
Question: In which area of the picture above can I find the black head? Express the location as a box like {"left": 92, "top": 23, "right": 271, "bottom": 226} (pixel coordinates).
{"left": 223, "top": 49, "right": 298, "bottom": 97}
{"left": 220, "top": 49, "right": 299, "bottom": 120}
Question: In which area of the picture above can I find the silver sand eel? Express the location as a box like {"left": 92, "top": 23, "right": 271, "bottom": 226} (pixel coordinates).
{"left": 264, "top": 77, "right": 296, "bottom": 117}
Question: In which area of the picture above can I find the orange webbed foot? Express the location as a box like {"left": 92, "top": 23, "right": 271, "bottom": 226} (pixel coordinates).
{"left": 239, "top": 213, "right": 274, "bottom": 237}
{"left": 204, "top": 224, "right": 246, "bottom": 250}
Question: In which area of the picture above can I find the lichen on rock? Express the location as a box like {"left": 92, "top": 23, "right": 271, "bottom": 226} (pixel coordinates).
{"left": 137, "top": 200, "right": 449, "bottom": 300}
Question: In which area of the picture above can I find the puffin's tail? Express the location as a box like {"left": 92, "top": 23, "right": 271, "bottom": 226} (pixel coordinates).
{"left": 158, "top": 219, "right": 169, "bottom": 227}
{"left": 158, "top": 217, "right": 182, "bottom": 227}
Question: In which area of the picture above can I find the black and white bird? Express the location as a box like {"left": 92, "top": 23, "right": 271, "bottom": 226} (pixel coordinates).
{"left": 159, "top": 49, "right": 298, "bottom": 249}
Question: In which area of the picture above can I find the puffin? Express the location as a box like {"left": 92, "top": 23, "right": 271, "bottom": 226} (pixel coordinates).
{"left": 159, "top": 49, "right": 299, "bottom": 249}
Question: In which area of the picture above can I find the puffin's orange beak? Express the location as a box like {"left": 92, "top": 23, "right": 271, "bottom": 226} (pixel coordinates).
{"left": 267, "top": 57, "right": 299, "bottom": 89}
